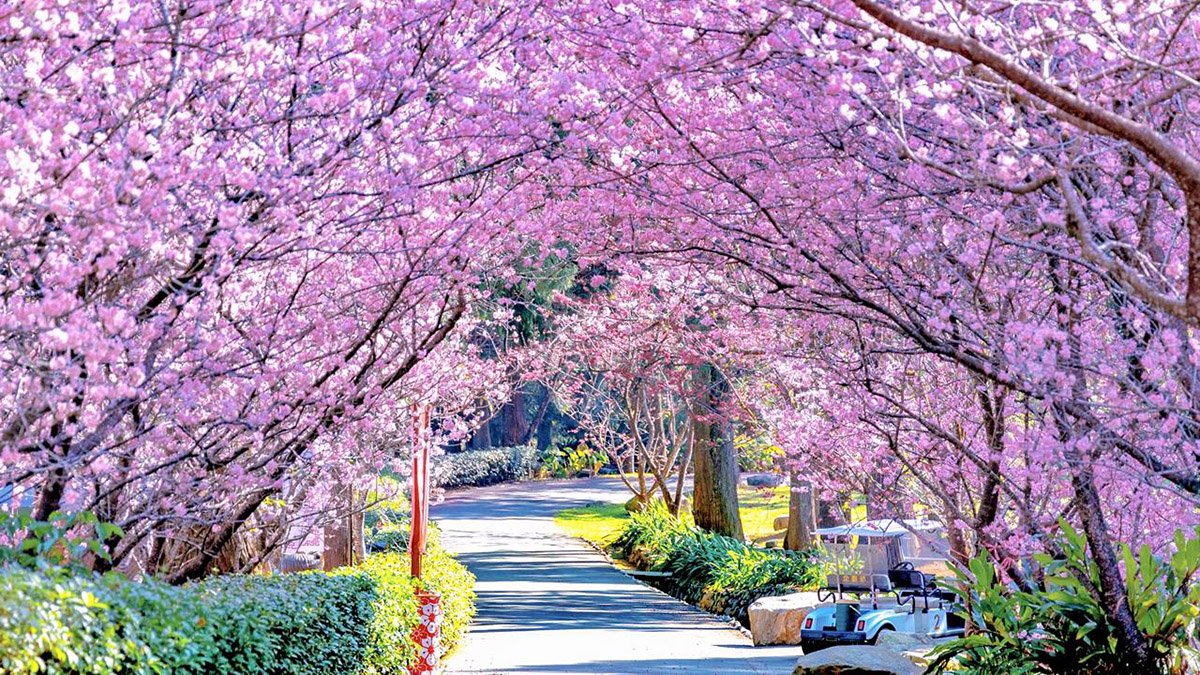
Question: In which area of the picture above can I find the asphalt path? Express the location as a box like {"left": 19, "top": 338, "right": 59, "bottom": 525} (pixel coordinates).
{"left": 431, "top": 477, "right": 803, "bottom": 674}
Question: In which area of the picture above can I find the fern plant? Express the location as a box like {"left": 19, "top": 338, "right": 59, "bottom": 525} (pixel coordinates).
{"left": 929, "top": 522, "right": 1200, "bottom": 675}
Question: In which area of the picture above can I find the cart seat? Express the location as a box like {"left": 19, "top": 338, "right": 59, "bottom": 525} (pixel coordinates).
{"left": 886, "top": 568, "right": 935, "bottom": 590}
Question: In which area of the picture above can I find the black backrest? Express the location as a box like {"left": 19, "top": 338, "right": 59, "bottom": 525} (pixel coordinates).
{"left": 887, "top": 569, "right": 926, "bottom": 589}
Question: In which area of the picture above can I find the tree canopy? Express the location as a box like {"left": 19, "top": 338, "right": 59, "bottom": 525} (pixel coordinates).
{"left": 4, "top": 1, "right": 1200, "bottom": 664}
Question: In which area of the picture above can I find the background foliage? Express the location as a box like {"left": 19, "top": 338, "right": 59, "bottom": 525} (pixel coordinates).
{"left": 432, "top": 447, "right": 540, "bottom": 490}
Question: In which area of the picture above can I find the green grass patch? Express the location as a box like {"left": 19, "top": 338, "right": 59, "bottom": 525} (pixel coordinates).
{"left": 738, "top": 485, "right": 790, "bottom": 543}
{"left": 556, "top": 482, "right": 796, "bottom": 547}
{"left": 555, "top": 502, "right": 630, "bottom": 546}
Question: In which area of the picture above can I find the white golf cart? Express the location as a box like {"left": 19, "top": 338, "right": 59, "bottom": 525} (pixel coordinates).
{"left": 798, "top": 519, "right": 965, "bottom": 653}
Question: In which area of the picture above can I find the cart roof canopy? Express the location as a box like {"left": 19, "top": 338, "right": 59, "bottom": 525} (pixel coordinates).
{"left": 813, "top": 518, "right": 944, "bottom": 539}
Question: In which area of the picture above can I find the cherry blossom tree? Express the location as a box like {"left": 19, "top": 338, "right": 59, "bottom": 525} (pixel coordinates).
{"left": 541, "top": 269, "right": 707, "bottom": 511}
{"left": 0, "top": 0, "right": 588, "bottom": 580}
{"left": 7, "top": 2, "right": 1200, "bottom": 665}
{"left": 530, "top": 2, "right": 1200, "bottom": 666}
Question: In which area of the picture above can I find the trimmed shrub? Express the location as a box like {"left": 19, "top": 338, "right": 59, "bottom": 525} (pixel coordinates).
{"left": 610, "top": 500, "right": 820, "bottom": 624}
{"left": 432, "top": 446, "right": 539, "bottom": 489}
{"left": 0, "top": 543, "right": 475, "bottom": 675}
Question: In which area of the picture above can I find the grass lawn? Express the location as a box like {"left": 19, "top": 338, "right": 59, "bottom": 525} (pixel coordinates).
{"left": 555, "top": 483, "right": 795, "bottom": 548}
{"left": 739, "top": 485, "right": 791, "bottom": 543}
{"left": 554, "top": 501, "right": 631, "bottom": 547}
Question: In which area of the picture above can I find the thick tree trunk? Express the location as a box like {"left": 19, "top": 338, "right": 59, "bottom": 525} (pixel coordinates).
{"left": 1068, "top": 448, "right": 1156, "bottom": 671}
{"left": 690, "top": 364, "right": 743, "bottom": 539}
{"left": 497, "top": 385, "right": 530, "bottom": 447}
{"left": 536, "top": 403, "right": 556, "bottom": 451}
{"left": 526, "top": 383, "right": 553, "bottom": 448}
{"left": 322, "top": 482, "right": 365, "bottom": 571}
{"left": 784, "top": 473, "right": 816, "bottom": 551}
{"left": 1047, "top": 261, "right": 1155, "bottom": 672}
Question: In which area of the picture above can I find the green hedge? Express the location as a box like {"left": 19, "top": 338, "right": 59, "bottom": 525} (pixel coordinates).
{"left": 611, "top": 500, "right": 820, "bottom": 624}
{"left": 432, "top": 446, "right": 539, "bottom": 489}
{"left": 0, "top": 546, "right": 475, "bottom": 675}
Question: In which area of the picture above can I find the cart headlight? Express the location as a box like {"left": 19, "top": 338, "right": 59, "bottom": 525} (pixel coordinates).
{"left": 803, "top": 618, "right": 813, "bottom": 630}
{"left": 856, "top": 620, "right": 865, "bottom": 632}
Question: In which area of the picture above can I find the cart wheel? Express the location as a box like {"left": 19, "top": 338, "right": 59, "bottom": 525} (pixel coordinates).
{"left": 869, "top": 627, "right": 895, "bottom": 645}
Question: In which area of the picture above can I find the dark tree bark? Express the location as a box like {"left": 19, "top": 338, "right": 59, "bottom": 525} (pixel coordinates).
{"left": 322, "top": 481, "right": 365, "bottom": 571}
{"left": 784, "top": 472, "right": 816, "bottom": 551}
{"left": 497, "top": 384, "right": 530, "bottom": 446}
{"left": 536, "top": 402, "right": 557, "bottom": 451}
{"left": 525, "top": 383, "right": 553, "bottom": 447}
{"left": 690, "top": 363, "right": 743, "bottom": 539}
{"left": 1047, "top": 259, "right": 1155, "bottom": 671}
{"left": 467, "top": 413, "right": 493, "bottom": 450}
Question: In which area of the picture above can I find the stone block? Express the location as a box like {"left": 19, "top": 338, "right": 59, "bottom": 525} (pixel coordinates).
{"left": 747, "top": 591, "right": 824, "bottom": 645}
{"left": 792, "top": 645, "right": 922, "bottom": 675}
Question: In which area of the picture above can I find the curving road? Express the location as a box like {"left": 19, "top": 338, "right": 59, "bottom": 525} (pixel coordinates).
{"left": 431, "top": 478, "right": 802, "bottom": 674}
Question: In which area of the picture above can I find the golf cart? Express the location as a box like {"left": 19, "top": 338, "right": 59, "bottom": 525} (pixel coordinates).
{"left": 798, "top": 519, "right": 965, "bottom": 653}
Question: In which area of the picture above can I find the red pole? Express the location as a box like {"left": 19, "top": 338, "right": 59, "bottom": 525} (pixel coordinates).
{"left": 410, "top": 404, "right": 431, "bottom": 578}
{"left": 408, "top": 404, "right": 442, "bottom": 674}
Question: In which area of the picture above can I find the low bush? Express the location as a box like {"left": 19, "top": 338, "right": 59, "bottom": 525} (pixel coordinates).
{"left": 610, "top": 500, "right": 820, "bottom": 624}
{"left": 700, "top": 543, "right": 821, "bottom": 619}
{"left": 432, "top": 446, "right": 539, "bottom": 489}
{"left": 611, "top": 498, "right": 690, "bottom": 567}
{"left": 0, "top": 544, "right": 475, "bottom": 674}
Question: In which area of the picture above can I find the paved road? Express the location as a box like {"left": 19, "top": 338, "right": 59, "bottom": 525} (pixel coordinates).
{"left": 431, "top": 478, "right": 803, "bottom": 674}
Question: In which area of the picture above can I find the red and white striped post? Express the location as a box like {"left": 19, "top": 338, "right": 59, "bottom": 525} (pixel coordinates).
{"left": 408, "top": 404, "right": 442, "bottom": 675}
{"left": 410, "top": 403, "right": 432, "bottom": 577}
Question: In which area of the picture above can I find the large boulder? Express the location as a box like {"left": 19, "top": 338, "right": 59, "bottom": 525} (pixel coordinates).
{"left": 792, "top": 646, "right": 922, "bottom": 675}
{"left": 773, "top": 515, "right": 790, "bottom": 531}
{"left": 875, "top": 632, "right": 939, "bottom": 669}
{"left": 874, "top": 632, "right": 934, "bottom": 652}
{"left": 747, "top": 592, "right": 824, "bottom": 645}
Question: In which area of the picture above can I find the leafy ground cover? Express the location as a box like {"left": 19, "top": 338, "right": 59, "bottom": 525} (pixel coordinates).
{"left": 603, "top": 501, "right": 821, "bottom": 625}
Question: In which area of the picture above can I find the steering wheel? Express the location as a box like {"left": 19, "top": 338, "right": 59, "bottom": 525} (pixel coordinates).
{"left": 892, "top": 561, "right": 915, "bottom": 571}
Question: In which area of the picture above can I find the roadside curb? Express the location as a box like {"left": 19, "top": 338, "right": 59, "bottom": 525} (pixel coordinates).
{"left": 569, "top": 533, "right": 757, "bottom": 642}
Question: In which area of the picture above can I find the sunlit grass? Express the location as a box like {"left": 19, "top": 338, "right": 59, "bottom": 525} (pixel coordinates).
{"left": 554, "top": 502, "right": 630, "bottom": 546}
{"left": 739, "top": 485, "right": 790, "bottom": 543}
{"left": 555, "top": 483, "right": 796, "bottom": 547}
